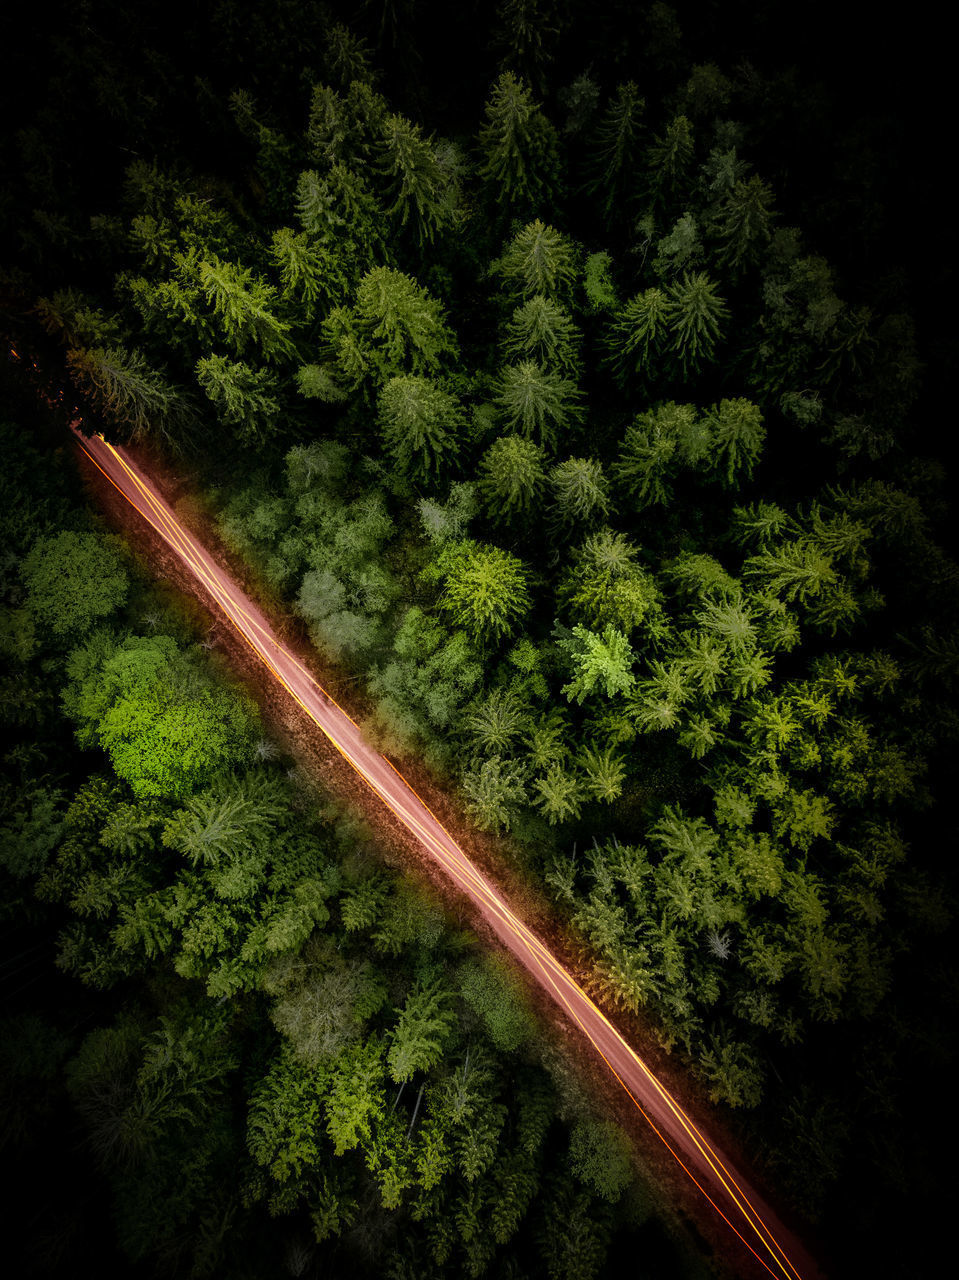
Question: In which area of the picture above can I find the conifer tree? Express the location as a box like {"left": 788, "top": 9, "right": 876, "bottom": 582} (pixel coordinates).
{"left": 377, "top": 375, "right": 464, "bottom": 479}
{"left": 560, "top": 625, "right": 636, "bottom": 703}
{"left": 503, "top": 294, "right": 581, "bottom": 374}
{"left": 665, "top": 272, "right": 728, "bottom": 375}
{"left": 307, "top": 80, "right": 386, "bottom": 168}
{"left": 605, "top": 288, "right": 670, "bottom": 386}
{"left": 378, "top": 113, "right": 451, "bottom": 245}
{"left": 270, "top": 227, "right": 327, "bottom": 310}
{"left": 579, "top": 743, "right": 626, "bottom": 802}
{"left": 477, "top": 72, "right": 561, "bottom": 220}
{"left": 743, "top": 540, "right": 837, "bottom": 603}
{"left": 533, "top": 765, "right": 585, "bottom": 825}
{"left": 718, "top": 176, "right": 777, "bottom": 272}
{"left": 559, "top": 528, "right": 661, "bottom": 635}
{"left": 588, "top": 81, "right": 645, "bottom": 217}
{"left": 549, "top": 457, "right": 610, "bottom": 528}
{"left": 614, "top": 402, "right": 699, "bottom": 508}
{"left": 644, "top": 114, "right": 695, "bottom": 216}
{"left": 494, "top": 361, "right": 583, "bottom": 449}
{"left": 462, "top": 756, "right": 527, "bottom": 833}
{"left": 496, "top": 219, "right": 578, "bottom": 302}
{"left": 477, "top": 435, "right": 546, "bottom": 521}
{"left": 196, "top": 354, "right": 281, "bottom": 444}
{"left": 387, "top": 977, "right": 455, "bottom": 1082}
{"left": 437, "top": 541, "right": 531, "bottom": 643}
{"left": 66, "top": 345, "right": 195, "bottom": 448}
{"left": 704, "top": 398, "right": 766, "bottom": 486}
{"left": 198, "top": 258, "right": 295, "bottom": 361}
{"left": 321, "top": 267, "right": 458, "bottom": 393}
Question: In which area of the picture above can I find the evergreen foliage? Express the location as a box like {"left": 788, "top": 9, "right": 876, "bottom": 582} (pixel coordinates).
{"left": 2, "top": 7, "right": 955, "bottom": 1278}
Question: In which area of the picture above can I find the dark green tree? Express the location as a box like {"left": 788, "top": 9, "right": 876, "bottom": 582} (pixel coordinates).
{"left": 495, "top": 361, "right": 584, "bottom": 449}
{"left": 377, "top": 375, "right": 465, "bottom": 479}
{"left": 477, "top": 435, "right": 547, "bottom": 522}
{"left": 22, "top": 531, "right": 128, "bottom": 638}
{"left": 378, "top": 113, "right": 452, "bottom": 245}
{"left": 196, "top": 354, "right": 281, "bottom": 444}
{"left": 477, "top": 72, "right": 561, "bottom": 220}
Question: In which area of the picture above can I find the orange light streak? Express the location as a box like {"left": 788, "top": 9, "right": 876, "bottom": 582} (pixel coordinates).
{"left": 72, "top": 427, "right": 818, "bottom": 1280}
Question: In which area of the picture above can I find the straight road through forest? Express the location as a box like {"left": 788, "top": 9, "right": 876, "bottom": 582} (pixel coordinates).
{"left": 73, "top": 424, "right": 821, "bottom": 1280}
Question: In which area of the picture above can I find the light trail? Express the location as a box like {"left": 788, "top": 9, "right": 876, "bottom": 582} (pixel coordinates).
{"left": 71, "top": 424, "right": 822, "bottom": 1280}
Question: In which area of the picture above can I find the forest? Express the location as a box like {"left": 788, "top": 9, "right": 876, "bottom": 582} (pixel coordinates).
{"left": 1, "top": 2, "right": 957, "bottom": 1278}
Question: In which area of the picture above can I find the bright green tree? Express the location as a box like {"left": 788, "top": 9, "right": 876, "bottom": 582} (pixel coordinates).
{"left": 703, "top": 397, "right": 766, "bottom": 486}
{"left": 560, "top": 625, "right": 636, "bottom": 703}
{"left": 387, "top": 977, "right": 455, "bottom": 1081}
{"left": 197, "top": 257, "right": 294, "bottom": 361}
{"left": 63, "top": 633, "right": 258, "bottom": 799}
{"left": 270, "top": 227, "right": 327, "bottom": 310}
{"left": 559, "top": 528, "right": 661, "bottom": 635}
{"left": 437, "top": 541, "right": 531, "bottom": 643}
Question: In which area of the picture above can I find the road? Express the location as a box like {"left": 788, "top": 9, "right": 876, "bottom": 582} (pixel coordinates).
{"left": 73, "top": 425, "right": 820, "bottom": 1280}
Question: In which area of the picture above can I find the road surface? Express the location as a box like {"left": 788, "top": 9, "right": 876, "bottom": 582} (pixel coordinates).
{"left": 73, "top": 425, "right": 820, "bottom": 1280}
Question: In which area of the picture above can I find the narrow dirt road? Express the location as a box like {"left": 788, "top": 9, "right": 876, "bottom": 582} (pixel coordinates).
{"left": 73, "top": 425, "right": 822, "bottom": 1280}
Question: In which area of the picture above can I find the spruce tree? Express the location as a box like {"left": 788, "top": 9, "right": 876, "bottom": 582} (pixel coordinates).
{"left": 477, "top": 435, "right": 546, "bottom": 521}
{"left": 704, "top": 398, "right": 766, "bottom": 486}
{"left": 605, "top": 288, "right": 670, "bottom": 386}
{"left": 494, "top": 361, "right": 583, "bottom": 449}
{"left": 549, "top": 457, "right": 611, "bottom": 528}
{"left": 377, "top": 375, "right": 464, "bottom": 479}
{"left": 196, "top": 354, "right": 281, "bottom": 444}
{"left": 438, "top": 541, "right": 531, "bottom": 643}
{"left": 718, "top": 176, "right": 777, "bottom": 272}
{"left": 496, "top": 219, "right": 578, "bottom": 301}
{"left": 477, "top": 72, "right": 561, "bottom": 221}
{"left": 588, "top": 81, "right": 645, "bottom": 218}
{"left": 66, "top": 345, "right": 195, "bottom": 448}
{"left": 665, "top": 272, "right": 729, "bottom": 375}
{"left": 503, "top": 294, "right": 581, "bottom": 374}
{"left": 378, "top": 113, "right": 451, "bottom": 246}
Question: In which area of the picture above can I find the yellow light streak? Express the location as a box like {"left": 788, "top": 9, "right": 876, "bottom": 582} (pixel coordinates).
{"left": 73, "top": 427, "right": 816, "bottom": 1280}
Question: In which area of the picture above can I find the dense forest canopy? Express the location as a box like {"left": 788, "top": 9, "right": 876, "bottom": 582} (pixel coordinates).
{"left": 1, "top": 2, "right": 956, "bottom": 1279}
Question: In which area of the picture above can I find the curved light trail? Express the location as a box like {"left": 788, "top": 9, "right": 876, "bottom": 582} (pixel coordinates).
{"left": 71, "top": 423, "right": 821, "bottom": 1280}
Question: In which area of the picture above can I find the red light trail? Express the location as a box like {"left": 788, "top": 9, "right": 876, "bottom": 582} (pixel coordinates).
{"left": 69, "top": 422, "right": 821, "bottom": 1280}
